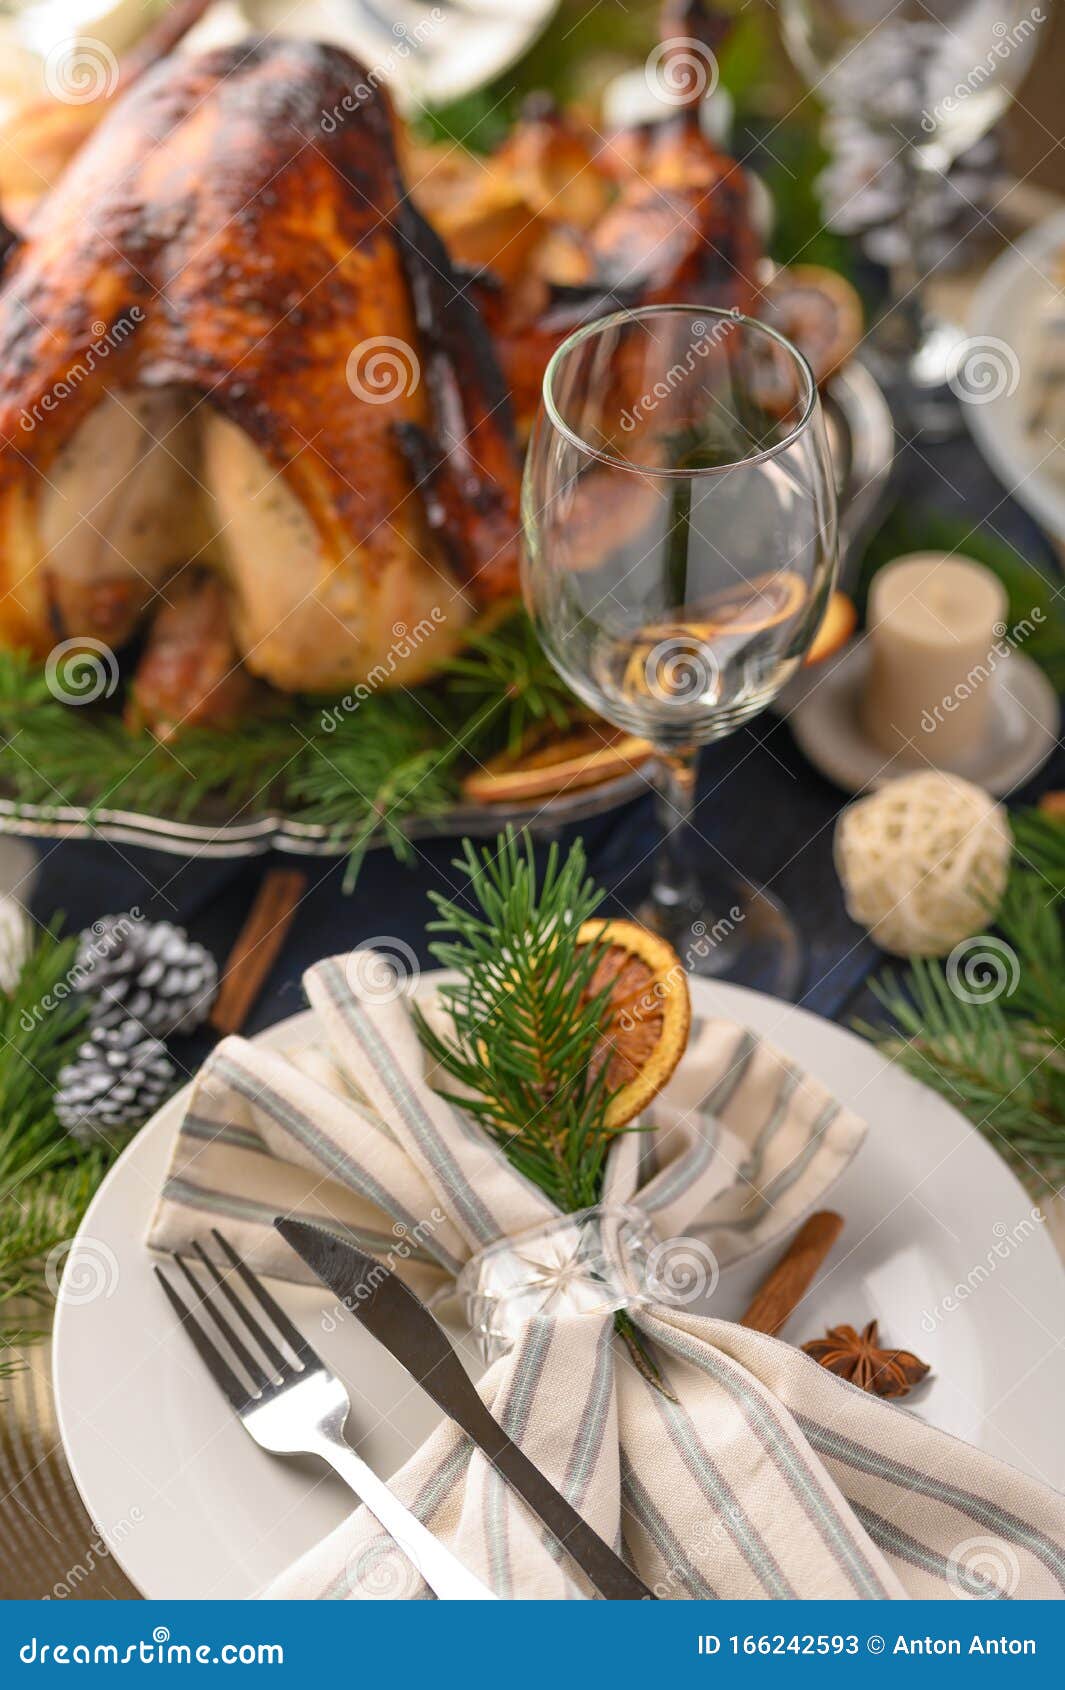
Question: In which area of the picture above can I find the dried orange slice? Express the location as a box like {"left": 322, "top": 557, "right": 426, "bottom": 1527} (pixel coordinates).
{"left": 698, "top": 569, "right": 807, "bottom": 636}
{"left": 577, "top": 919, "right": 691, "bottom": 1129}
{"left": 804, "top": 590, "right": 857, "bottom": 666}
{"left": 622, "top": 573, "right": 808, "bottom": 700}
{"left": 463, "top": 721, "right": 653, "bottom": 805}
{"left": 764, "top": 265, "right": 864, "bottom": 387}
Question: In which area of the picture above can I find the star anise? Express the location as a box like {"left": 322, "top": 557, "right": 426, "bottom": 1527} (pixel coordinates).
{"left": 801, "top": 1320, "right": 930, "bottom": 1399}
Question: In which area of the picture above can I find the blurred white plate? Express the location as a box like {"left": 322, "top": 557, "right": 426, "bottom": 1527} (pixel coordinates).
{"left": 5, "top": 0, "right": 559, "bottom": 113}
{"left": 223, "top": 0, "right": 556, "bottom": 109}
{"left": 965, "top": 210, "right": 1065, "bottom": 543}
{"left": 53, "top": 974, "right": 1065, "bottom": 1599}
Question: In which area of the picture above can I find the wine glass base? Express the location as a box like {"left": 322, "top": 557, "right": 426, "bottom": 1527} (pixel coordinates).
{"left": 635, "top": 875, "right": 804, "bottom": 1001}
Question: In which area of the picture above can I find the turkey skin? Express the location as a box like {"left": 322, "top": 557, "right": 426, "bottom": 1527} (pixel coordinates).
{"left": 0, "top": 38, "right": 522, "bottom": 697}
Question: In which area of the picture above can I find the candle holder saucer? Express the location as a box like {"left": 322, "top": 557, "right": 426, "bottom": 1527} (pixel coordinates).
{"left": 786, "top": 640, "right": 1059, "bottom": 797}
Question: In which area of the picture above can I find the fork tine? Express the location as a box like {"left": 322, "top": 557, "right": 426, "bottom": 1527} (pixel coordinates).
{"left": 211, "top": 1228, "right": 316, "bottom": 1363}
{"left": 154, "top": 1265, "right": 250, "bottom": 1412}
{"left": 173, "top": 1252, "right": 271, "bottom": 1393}
{"left": 191, "top": 1240, "right": 288, "bottom": 1376}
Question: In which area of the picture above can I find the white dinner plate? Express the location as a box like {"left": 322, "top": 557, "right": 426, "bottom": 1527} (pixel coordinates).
{"left": 53, "top": 975, "right": 1065, "bottom": 1599}
{"left": 964, "top": 209, "right": 1065, "bottom": 543}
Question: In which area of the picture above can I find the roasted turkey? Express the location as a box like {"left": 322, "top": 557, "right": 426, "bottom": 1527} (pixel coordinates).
{"left": 0, "top": 29, "right": 760, "bottom": 730}
{"left": 0, "top": 37, "right": 522, "bottom": 702}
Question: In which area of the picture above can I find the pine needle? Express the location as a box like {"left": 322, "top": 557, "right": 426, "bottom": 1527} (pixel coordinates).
{"left": 0, "top": 926, "right": 118, "bottom": 1368}
{"left": 413, "top": 831, "right": 624, "bottom": 1213}
{"left": 864, "top": 810, "right": 1065, "bottom": 1183}
{"left": 413, "top": 832, "right": 673, "bottom": 1390}
{"left": 442, "top": 611, "right": 575, "bottom": 754}
{"left": 0, "top": 611, "right": 577, "bottom": 885}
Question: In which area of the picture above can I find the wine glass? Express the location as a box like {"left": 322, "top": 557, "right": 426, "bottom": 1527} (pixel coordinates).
{"left": 778, "top": 0, "right": 1048, "bottom": 433}
{"left": 521, "top": 305, "right": 838, "bottom": 997}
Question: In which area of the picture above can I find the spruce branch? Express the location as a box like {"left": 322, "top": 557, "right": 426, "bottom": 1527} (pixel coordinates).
{"left": 414, "top": 831, "right": 622, "bottom": 1213}
{"left": 0, "top": 926, "right": 117, "bottom": 1366}
{"left": 864, "top": 810, "right": 1065, "bottom": 1182}
{"left": 442, "top": 610, "right": 576, "bottom": 754}
{"left": 413, "top": 832, "right": 671, "bottom": 1389}
{"left": 1010, "top": 808, "right": 1065, "bottom": 897}
{"left": 0, "top": 608, "right": 576, "bottom": 886}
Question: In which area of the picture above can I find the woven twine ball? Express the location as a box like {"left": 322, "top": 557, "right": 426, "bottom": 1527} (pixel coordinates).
{"left": 833, "top": 771, "right": 1012, "bottom": 957}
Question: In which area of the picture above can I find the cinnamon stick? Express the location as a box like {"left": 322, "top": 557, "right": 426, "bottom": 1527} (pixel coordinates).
{"left": 739, "top": 1211, "right": 843, "bottom": 1336}
{"left": 210, "top": 868, "right": 308, "bottom": 1036}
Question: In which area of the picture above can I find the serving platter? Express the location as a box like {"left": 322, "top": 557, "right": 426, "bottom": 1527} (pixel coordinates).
{"left": 53, "top": 972, "right": 1065, "bottom": 1600}
{"left": 0, "top": 363, "right": 893, "bottom": 861}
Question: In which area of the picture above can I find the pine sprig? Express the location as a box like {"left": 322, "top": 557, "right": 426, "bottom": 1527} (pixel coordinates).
{"left": 0, "top": 926, "right": 115, "bottom": 1367}
{"left": 0, "top": 610, "right": 577, "bottom": 884}
{"left": 442, "top": 610, "right": 575, "bottom": 754}
{"left": 865, "top": 810, "right": 1065, "bottom": 1182}
{"left": 1010, "top": 808, "right": 1065, "bottom": 896}
{"left": 413, "top": 832, "right": 623, "bottom": 1212}
{"left": 288, "top": 692, "right": 461, "bottom": 885}
{"left": 414, "top": 833, "right": 673, "bottom": 1390}
{"left": 0, "top": 1157, "right": 110, "bottom": 1363}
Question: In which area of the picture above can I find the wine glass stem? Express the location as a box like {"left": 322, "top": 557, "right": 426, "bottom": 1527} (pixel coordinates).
{"left": 889, "top": 145, "right": 939, "bottom": 357}
{"left": 651, "top": 749, "right": 702, "bottom": 916}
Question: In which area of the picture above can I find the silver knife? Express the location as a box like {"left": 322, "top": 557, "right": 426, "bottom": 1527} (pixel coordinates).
{"left": 155, "top": 1231, "right": 497, "bottom": 1600}
{"left": 275, "top": 1216, "right": 654, "bottom": 1601}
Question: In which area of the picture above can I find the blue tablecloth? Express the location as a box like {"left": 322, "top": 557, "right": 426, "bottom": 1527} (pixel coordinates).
{"left": 28, "top": 434, "right": 1064, "bottom": 1061}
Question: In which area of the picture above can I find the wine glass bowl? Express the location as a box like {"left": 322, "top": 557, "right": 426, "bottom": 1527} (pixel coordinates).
{"left": 521, "top": 306, "right": 839, "bottom": 996}
{"left": 779, "top": 0, "right": 1042, "bottom": 166}
{"left": 778, "top": 0, "right": 1049, "bottom": 429}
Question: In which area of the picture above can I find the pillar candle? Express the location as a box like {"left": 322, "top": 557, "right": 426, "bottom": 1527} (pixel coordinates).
{"left": 861, "top": 553, "right": 1008, "bottom": 762}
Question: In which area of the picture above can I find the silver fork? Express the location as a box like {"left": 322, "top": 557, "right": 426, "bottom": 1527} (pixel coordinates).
{"left": 154, "top": 1229, "right": 496, "bottom": 1600}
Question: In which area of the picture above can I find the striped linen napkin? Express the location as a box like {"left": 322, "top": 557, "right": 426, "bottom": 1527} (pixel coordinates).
{"left": 147, "top": 954, "right": 1065, "bottom": 1599}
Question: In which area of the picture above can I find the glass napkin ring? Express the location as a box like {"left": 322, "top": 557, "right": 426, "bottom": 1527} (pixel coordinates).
{"left": 457, "top": 1204, "right": 659, "bottom": 1365}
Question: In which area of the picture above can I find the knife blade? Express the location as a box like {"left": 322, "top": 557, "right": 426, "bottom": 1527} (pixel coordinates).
{"left": 275, "top": 1215, "right": 653, "bottom": 1601}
